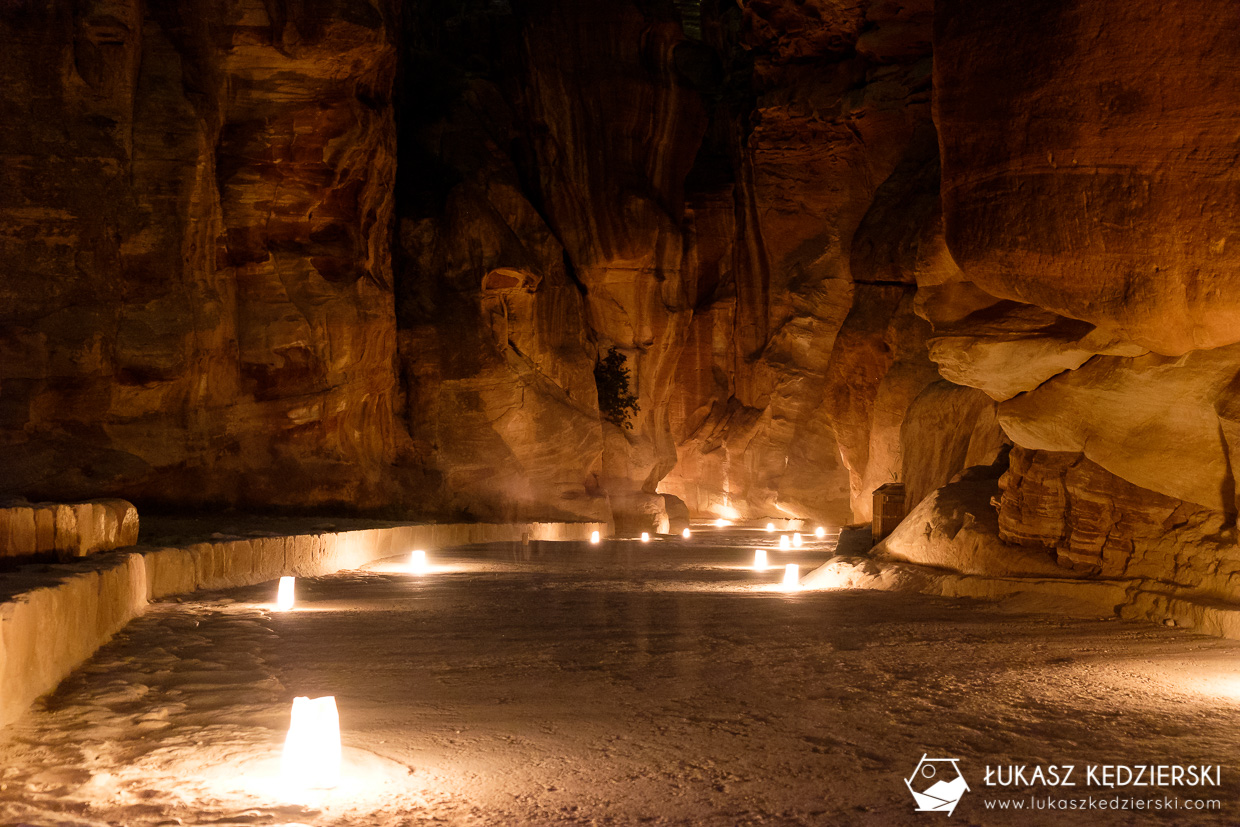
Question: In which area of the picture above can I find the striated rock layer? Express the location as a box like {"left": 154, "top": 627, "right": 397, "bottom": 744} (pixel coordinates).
{"left": 6, "top": 0, "right": 1240, "bottom": 607}
{"left": 998, "top": 446, "right": 1238, "bottom": 594}
{"left": 0, "top": 0, "right": 408, "bottom": 510}
{"left": 927, "top": 0, "right": 1240, "bottom": 587}
{"left": 395, "top": 0, "right": 954, "bottom": 529}
{"left": 661, "top": 0, "right": 944, "bottom": 525}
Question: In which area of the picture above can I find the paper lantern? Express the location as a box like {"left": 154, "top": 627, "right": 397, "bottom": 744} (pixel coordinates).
{"left": 590, "top": 530, "right": 600, "bottom": 544}
{"left": 753, "top": 549, "right": 768, "bottom": 571}
{"left": 681, "top": 528, "right": 691, "bottom": 539}
{"left": 409, "top": 549, "right": 428, "bottom": 575}
{"left": 714, "top": 518, "right": 726, "bottom": 528}
{"left": 792, "top": 533, "right": 803, "bottom": 548}
{"left": 276, "top": 576, "right": 295, "bottom": 612}
{"left": 282, "top": 695, "right": 341, "bottom": 789}
{"left": 640, "top": 532, "right": 650, "bottom": 542}
{"left": 765, "top": 522, "right": 775, "bottom": 533}
{"left": 778, "top": 535, "right": 790, "bottom": 550}
{"left": 815, "top": 526, "right": 826, "bottom": 539}
{"left": 782, "top": 564, "right": 800, "bottom": 590}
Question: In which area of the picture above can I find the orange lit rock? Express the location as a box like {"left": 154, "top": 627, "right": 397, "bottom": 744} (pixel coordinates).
{"left": 932, "top": 0, "right": 1240, "bottom": 580}
{"left": 875, "top": 464, "right": 1065, "bottom": 579}
{"left": 515, "top": 2, "right": 708, "bottom": 530}
{"left": 396, "top": 75, "right": 606, "bottom": 522}
{"left": 928, "top": 302, "right": 1148, "bottom": 402}
{"left": 999, "top": 447, "right": 1235, "bottom": 589}
{"left": 998, "top": 344, "right": 1240, "bottom": 512}
{"left": 822, "top": 286, "right": 940, "bottom": 523}
{"left": 899, "top": 382, "right": 1005, "bottom": 514}
{"left": 935, "top": 0, "right": 1240, "bottom": 356}
{"left": 662, "top": 2, "right": 938, "bottom": 524}
{"left": 0, "top": 1, "right": 405, "bottom": 509}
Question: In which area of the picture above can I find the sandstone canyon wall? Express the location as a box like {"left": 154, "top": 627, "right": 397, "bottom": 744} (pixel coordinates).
{"left": 930, "top": 0, "right": 1240, "bottom": 593}
{"left": 392, "top": 0, "right": 1005, "bottom": 530}
{"left": 4, "top": 0, "right": 1239, "bottom": 600}
{"left": 0, "top": 0, "right": 411, "bottom": 511}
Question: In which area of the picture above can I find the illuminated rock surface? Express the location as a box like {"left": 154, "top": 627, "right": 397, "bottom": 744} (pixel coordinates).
{"left": 3, "top": 537, "right": 1240, "bottom": 825}
{"left": 935, "top": 0, "right": 1240, "bottom": 356}
{"left": 3, "top": 0, "right": 1240, "bottom": 643}
{"left": 0, "top": 0, "right": 407, "bottom": 510}
{"left": 0, "top": 0, "right": 952, "bottom": 529}
{"left": 926, "top": 0, "right": 1240, "bottom": 580}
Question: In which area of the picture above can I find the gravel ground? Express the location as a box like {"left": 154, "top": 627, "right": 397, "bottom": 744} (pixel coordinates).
{"left": 3, "top": 528, "right": 1240, "bottom": 826}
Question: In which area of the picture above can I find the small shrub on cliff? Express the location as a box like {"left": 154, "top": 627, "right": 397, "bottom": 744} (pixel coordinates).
{"left": 594, "top": 346, "right": 640, "bottom": 430}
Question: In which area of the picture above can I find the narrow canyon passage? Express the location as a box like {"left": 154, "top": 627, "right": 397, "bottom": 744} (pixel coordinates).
{"left": 6, "top": 1, "right": 1240, "bottom": 824}
{"left": 3, "top": 531, "right": 1240, "bottom": 826}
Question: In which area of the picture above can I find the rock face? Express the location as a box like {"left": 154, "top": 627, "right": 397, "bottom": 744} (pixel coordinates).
{"left": 394, "top": 52, "right": 606, "bottom": 521}
{"left": 996, "top": 446, "right": 1240, "bottom": 605}
{"left": 875, "top": 462, "right": 1066, "bottom": 579}
{"left": 927, "top": 0, "right": 1240, "bottom": 587}
{"left": 0, "top": 1, "right": 406, "bottom": 510}
{"left": 998, "top": 345, "right": 1240, "bottom": 513}
{"left": 899, "top": 381, "right": 1005, "bottom": 512}
{"left": 0, "top": 0, "right": 965, "bottom": 532}
{"left": 661, "top": 0, "right": 942, "bottom": 526}
{"left": 4, "top": 0, "right": 1239, "bottom": 604}
{"left": 935, "top": 0, "right": 1240, "bottom": 356}
{"left": 395, "top": 0, "right": 704, "bottom": 525}
{"left": 396, "top": 0, "right": 950, "bottom": 529}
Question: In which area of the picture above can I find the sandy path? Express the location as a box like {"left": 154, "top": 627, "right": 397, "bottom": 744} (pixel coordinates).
{"left": 3, "top": 530, "right": 1240, "bottom": 825}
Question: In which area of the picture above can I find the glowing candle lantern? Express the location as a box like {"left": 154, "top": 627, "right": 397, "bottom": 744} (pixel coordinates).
{"left": 753, "top": 549, "right": 768, "bottom": 571}
{"left": 778, "top": 535, "right": 791, "bottom": 550}
{"left": 682, "top": 528, "right": 691, "bottom": 539}
{"left": 590, "top": 530, "right": 600, "bottom": 544}
{"left": 640, "top": 532, "right": 650, "bottom": 543}
{"left": 792, "top": 532, "right": 803, "bottom": 548}
{"left": 765, "top": 522, "right": 775, "bottom": 533}
{"left": 276, "top": 576, "right": 295, "bottom": 612}
{"left": 782, "top": 563, "right": 800, "bottom": 590}
{"left": 282, "top": 695, "right": 341, "bottom": 789}
{"left": 815, "top": 526, "right": 826, "bottom": 539}
{"left": 409, "top": 549, "right": 428, "bottom": 575}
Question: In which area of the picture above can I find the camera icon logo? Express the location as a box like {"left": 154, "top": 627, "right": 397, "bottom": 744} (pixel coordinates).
{"left": 905, "top": 754, "right": 970, "bottom": 816}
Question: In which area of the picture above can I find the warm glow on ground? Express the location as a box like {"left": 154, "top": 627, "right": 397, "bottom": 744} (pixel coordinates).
{"left": 282, "top": 696, "right": 341, "bottom": 790}
{"left": 409, "top": 549, "right": 429, "bottom": 574}
{"left": 276, "top": 577, "right": 295, "bottom": 611}
{"left": 8, "top": 539, "right": 1240, "bottom": 826}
